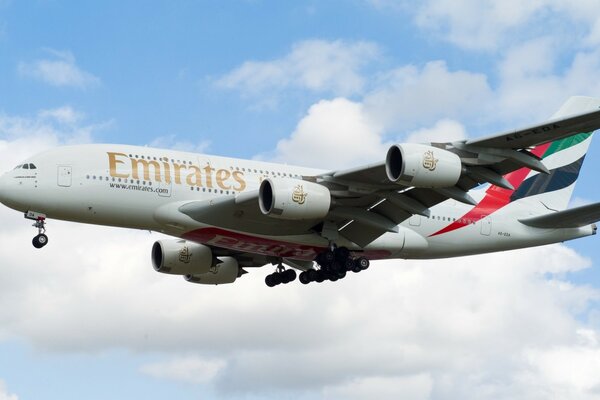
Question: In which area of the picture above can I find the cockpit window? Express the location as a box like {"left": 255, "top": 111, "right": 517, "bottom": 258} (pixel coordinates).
{"left": 12, "top": 163, "right": 36, "bottom": 170}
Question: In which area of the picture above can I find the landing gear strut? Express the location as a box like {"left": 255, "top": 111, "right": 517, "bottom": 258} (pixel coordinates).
{"left": 25, "top": 211, "right": 48, "bottom": 249}
{"left": 298, "top": 246, "right": 370, "bottom": 285}
{"left": 265, "top": 263, "right": 297, "bottom": 287}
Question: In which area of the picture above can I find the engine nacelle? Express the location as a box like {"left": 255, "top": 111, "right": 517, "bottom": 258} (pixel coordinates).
{"left": 184, "top": 257, "right": 239, "bottom": 285}
{"left": 385, "top": 143, "right": 462, "bottom": 188}
{"left": 259, "top": 178, "right": 331, "bottom": 220}
{"left": 151, "top": 239, "right": 213, "bottom": 275}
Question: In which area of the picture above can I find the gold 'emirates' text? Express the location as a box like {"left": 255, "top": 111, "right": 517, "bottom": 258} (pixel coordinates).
{"left": 107, "top": 152, "right": 247, "bottom": 191}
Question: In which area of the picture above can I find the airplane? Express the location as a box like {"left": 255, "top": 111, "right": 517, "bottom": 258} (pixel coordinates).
{"left": 2, "top": 96, "right": 600, "bottom": 287}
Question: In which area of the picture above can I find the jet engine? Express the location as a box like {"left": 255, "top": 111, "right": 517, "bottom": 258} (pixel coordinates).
{"left": 184, "top": 257, "right": 239, "bottom": 285}
{"left": 385, "top": 143, "right": 462, "bottom": 188}
{"left": 259, "top": 178, "right": 331, "bottom": 220}
{"left": 151, "top": 239, "right": 214, "bottom": 275}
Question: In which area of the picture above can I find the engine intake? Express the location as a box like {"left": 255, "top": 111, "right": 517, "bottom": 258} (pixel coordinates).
{"left": 151, "top": 240, "right": 213, "bottom": 275}
{"left": 184, "top": 257, "right": 239, "bottom": 285}
{"left": 385, "top": 143, "right": 462, "bottom": 188}
{"left": 259, "top": 178, "right": 331, "bottom": 220}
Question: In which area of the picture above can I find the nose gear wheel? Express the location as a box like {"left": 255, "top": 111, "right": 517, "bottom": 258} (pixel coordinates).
{"left": 25, "top": 211, "right": 49, "bottom": 249}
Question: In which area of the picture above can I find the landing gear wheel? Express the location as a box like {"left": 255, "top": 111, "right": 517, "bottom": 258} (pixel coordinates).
{"left": 265, "top": 274, "right": 278, "bottom": 287}
{"left": 284, "top": 269, "right": 297, "bottom": 283}
{"left": 344, "top": 258, "right": 355, "bottom": 271}
{"left": 323, "top": 250, "right": 335, "bottom": 264}
{"left": 299, "top": 271, "right": 310, "bottom": 284}
{"left": 357, "top": 257, "right": 370, "bottom": 270}
{"left": 265, "top": 262, "right": 299, "bottom": 287}
{"left": 27, "top": 213, "right": 49, "bottom": 249}
{"left": 315, "top": 270, "right": 325, "bottom": 283}
{"left": 32, "top": 233, "right": 48, "bottom": 249}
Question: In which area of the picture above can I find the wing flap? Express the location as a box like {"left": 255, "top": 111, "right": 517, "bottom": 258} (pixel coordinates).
{"left": 519, "top": 202, "right": 600, "bottom": 228}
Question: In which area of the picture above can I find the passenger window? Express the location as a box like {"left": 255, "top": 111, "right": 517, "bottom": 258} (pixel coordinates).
{"left": 23, "top": 164, "right": 29, "bottom": 169}
{"left": 29, "top": 163, "right": 37, "bottom": 169}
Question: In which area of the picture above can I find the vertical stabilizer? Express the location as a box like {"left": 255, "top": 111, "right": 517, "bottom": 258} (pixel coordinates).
{"left": 504, "top": 96, "right": 600, "bottom": 211}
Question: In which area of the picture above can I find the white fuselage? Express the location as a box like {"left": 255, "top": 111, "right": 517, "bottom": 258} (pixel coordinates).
{"left": 0, "top": 144, "right": 594, "bottom": 261}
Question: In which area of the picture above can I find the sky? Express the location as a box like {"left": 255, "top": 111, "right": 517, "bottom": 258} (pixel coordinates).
{"left": 1, "top": 1, "right": 600, "bottom": 399}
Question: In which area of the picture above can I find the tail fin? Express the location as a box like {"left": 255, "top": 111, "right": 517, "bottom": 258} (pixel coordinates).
{"left": 504, "top": 96, "right": 600, "bottom": 211}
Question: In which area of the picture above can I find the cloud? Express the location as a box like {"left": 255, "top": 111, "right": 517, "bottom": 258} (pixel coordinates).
{"left": 0, "top": 107, "right": 102, "bottom": 167}
{"left": 0, "top": 105, "right": 108, "bottom": 154}
{"left": 148, "top": 134, "right": 211, "bottom": 154}
{"left": 0, "top": 188, "right": 598, "bottom": 399}
{"left": 520, "top": 339, "right": 600, "bottom": 399}
{"left": 0, "top": 380, "right": 17, "bottom": 400}
{"left": 17, "top": 49, "right": 100, "bottom": 88}
{"left": 411, "top": 0, "right": 548, "bottom": 51}
{"left": 264, "top": 97, "right": 387, "bottom": 169}
{"left": 140, "top": 356, "right": 226, "bottom": 385}
{"left": 404, "top": 119, "right": 467, "bottom": 143}
{"left": 377, "top": 0, "right": 600, "bottom": 52}
{"left": 217, "top": 40, "right": 381, "bottom": 97}
{"left": 0, "top": 92, "right": 599, "bottom": 400}
{"left": 363, "top": 61, "right": 492, "bottom": 133}
{"left": 37, "top": 106, "right": 84, "bottom": 125}
{"left": 323, "top": 375, "right": 433, "bottom": 400}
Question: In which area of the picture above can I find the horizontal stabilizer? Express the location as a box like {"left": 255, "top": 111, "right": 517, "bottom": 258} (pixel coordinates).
{"left": 519, "top": 202, "right": 600, "bottom": 229}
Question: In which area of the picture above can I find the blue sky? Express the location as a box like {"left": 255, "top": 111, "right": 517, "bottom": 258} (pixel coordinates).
{"left": 2, "top": 1, "right": 600, "bottom": 399}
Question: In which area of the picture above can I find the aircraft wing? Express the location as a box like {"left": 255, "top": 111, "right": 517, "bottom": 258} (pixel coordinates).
{"left": 178, "top": 97, "right": 600, "bottom": 248}
{"left": 519, "top": 202, "right": 600, "bottom": 229}
{"left": 208, "top": 245, "right": 314, "bottom": 270}
{"left": 317, "top": 97, "right": 600, "bottom": 246}
{"left": 465, "top": 108, "right": 600, "bottom": 149}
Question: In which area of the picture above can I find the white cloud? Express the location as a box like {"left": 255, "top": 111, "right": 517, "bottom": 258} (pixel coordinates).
{"left": 38, "top": 106, "right": 84, "bottom": 125}
{"left": 0, "top": 115, "right": 64, "bottom": 165}
{"left": 411, "top": 0, "right": 548, "bottom": 51}
{"left": 323, "top": 375, "right": 433, "bottom": 400}
{"left": 0, "top": 193, "right": 598, "bottom": 399}
{"left": 0, "top": 96, "right": 599, "bottom": 400}
{"left": 0, "top": 107, "right": 101, "bottom": 168}
{"left": 376, "top": 0, "right": 600, "bottom": 53}
{"left": 266, "top": 97, "right": 388, "bottom": 169}
{"left": 217, "top": 40, "right": 381, "bottom": 97}
{"left": 18, "top": 49, "right": 100, "bottom": 88}
{"left": 520, "top": 343, "right": 600, "bottom": 399}
{"left": 140, "top": 356, "right": 225, "bottom": 385}
{"left": 148, "top": 134, "right": 211, "bottom": 154}
{"left": 363, "top": 61, "right": 492, "bottom": 133}
{"left": 0, "top": 380, "right": 17, "bottom": 400}
{"left": 404, "top": 119, "right": 467, "bottom": 143}
{"left": 494, "top": 46, "right": 600, "bottom": 125}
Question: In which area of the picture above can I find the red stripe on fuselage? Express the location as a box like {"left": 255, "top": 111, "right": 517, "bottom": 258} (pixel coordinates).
{"left": 183, "top": 227, "right": 392, "bottom": 261}
{"left": 429, "top": 143, "right": 551, "bottom": 237}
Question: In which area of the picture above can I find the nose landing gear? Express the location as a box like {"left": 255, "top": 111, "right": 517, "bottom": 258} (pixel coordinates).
{"left": 25, "top": 211, "right": 48, "bottom": 249}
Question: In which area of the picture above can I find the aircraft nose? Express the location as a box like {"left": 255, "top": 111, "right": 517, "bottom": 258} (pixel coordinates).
{"left": 0, "top": 172, "right": 17, "bottom": 207}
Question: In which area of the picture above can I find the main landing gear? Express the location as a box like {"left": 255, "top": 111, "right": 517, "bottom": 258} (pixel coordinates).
{"left": 298, "top": 246, "right": 369, "bottom": 285}
{"left": 25, "top": 211, "right": 49, "bottom": 249}
{"left": 265, "top": 263, "right": 297, "bottom": 287}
